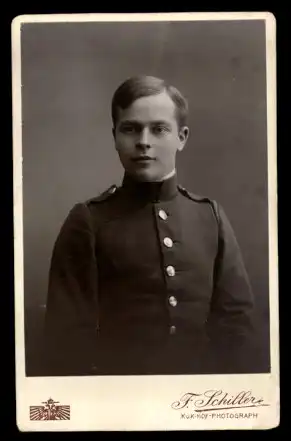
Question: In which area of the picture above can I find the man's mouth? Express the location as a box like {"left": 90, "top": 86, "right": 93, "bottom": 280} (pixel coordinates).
{"left": 131, "top": 156, "right": 156, "bottom": 162}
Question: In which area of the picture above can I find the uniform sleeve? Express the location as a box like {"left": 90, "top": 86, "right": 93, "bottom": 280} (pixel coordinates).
{"left": 43, "top": 203, "right": 99, "bottom": 376}
{"left": 206, "top": 204, "right": 256, "bottom": 373}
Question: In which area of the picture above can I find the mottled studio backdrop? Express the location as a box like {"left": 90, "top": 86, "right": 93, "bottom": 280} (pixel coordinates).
{"left": 21, "top": 19, "right": 269, "bottom": 375}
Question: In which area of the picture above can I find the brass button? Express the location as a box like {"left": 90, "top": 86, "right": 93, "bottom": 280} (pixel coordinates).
{"left": 170, "top": 325, "right": 176, "bottom": 335}
{"left": 169, "top": 296, "right": 178, "bottom": 307}
{"left": 166, "top": 266, "right": 175, "bottom": 277}
{"left": 163, "top": 237, "right": 173, "bottom": 248}
{"left": 158, "top": 210, "right": 168, "bottom": 220}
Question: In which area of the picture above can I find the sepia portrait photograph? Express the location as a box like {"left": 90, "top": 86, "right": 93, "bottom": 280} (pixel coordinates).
{"left": 12, "top": 12, "right": 279, "bottom": 431}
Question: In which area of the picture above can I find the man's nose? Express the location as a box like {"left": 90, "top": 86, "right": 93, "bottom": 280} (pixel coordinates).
{"left": 136, "top": 128, "right": 150, "bottom": 149}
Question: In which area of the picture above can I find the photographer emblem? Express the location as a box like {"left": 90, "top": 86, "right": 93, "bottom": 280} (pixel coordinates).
{"left": 29, "top": 398, "right": 70, "bottom": 420}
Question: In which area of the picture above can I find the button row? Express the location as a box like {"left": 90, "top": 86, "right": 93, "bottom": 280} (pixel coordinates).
{"left": 159, "top": 209, "right": 177, "bottom": 332}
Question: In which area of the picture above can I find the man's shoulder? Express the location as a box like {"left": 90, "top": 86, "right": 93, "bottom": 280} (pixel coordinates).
{"left": 178, "top": 185, "right": 220, "bottom": 224}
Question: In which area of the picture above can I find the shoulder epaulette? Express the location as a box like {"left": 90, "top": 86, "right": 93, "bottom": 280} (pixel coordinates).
{"left": 85, "top": 185, "right": 118, "bottom": 204}
{"left": 178, "top": 185, "right": 210, "bottom": 203}
{"left": 178, "top": 185, "right": 220, "bottom": 225}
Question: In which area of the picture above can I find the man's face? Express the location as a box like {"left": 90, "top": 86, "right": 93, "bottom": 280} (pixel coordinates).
{"left": 113, "top": 91, "right": 189, "bottom": 182}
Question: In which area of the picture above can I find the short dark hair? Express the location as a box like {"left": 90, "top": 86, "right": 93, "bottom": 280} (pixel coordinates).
{"left": 111, "top": 75, "right": 188, "bottom": 129}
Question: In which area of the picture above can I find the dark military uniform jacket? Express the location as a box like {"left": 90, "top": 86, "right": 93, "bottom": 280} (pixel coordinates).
{"left": 44, "top": 173, "right": 255, "bottom": 376}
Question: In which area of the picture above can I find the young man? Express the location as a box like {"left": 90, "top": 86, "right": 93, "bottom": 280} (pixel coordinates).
{"left": 44, "top": 75, "right": 255, "bottom": 376}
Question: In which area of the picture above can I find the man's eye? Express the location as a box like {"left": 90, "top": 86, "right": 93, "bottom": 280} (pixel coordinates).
{"left": 152, "top": 126, "right": 168, "bottom": 134}
{"left": 121, "top": 126, "right": 135, "bottom": 133}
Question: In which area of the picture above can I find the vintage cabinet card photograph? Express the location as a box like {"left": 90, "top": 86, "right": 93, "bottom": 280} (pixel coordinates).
{"left": 12, "top": 12, "right": 279, "bottom": 431}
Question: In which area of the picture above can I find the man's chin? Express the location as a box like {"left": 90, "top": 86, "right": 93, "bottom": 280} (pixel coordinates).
{"left": 128, "top": 169, "right": 160, "bottom": 183}
{"left": 132, "top": 171, "right": 162, "bottom": 182}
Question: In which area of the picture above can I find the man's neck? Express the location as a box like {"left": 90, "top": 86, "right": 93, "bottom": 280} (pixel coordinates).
{"left": 122, "top": 169, "right": 178, "bottom": 202}
{"left": 149, "top": 169, "right": 176, "bottom": 183}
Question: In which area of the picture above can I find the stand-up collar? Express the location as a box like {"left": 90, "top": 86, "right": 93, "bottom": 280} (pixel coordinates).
{"left": 121, "top": 172, "right": 178, "bottom": 202}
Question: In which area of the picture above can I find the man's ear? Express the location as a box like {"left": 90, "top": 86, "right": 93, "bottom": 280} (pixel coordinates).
{"left": 177, "top": 126, "right": 189, "bottom": 152}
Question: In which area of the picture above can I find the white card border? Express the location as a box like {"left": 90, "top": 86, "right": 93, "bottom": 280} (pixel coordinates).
{"left": 12, "top": 11, "right": 279, "bottom": 431}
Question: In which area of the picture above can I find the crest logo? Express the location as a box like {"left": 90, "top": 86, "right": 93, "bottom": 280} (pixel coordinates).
{"left": 29, "top": 398, "right": 70, "bottom": 420}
